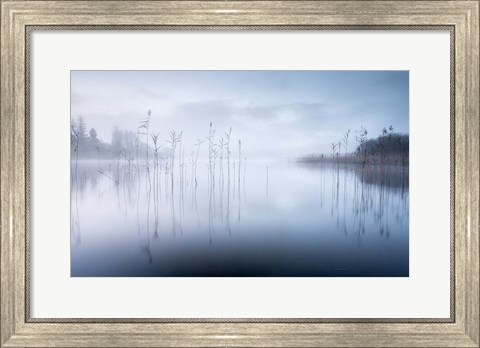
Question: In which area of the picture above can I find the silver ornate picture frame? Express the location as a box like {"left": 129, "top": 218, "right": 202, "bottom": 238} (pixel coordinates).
{"left": 1, "top": 1, "right": 478, "bottom": 347}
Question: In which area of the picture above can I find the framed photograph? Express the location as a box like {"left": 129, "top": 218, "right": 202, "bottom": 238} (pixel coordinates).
{"left": 1, "top": 1, "right": 478, "bottom": 347}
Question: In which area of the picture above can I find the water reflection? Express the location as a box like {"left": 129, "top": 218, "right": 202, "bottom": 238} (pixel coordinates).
{"left": 71, "top": 159, "right": 408, "bottom": 277}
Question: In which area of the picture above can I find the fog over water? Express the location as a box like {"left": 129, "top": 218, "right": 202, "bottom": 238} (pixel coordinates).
{"left": 71, "top": 70, "right": 409, "bottom": 277}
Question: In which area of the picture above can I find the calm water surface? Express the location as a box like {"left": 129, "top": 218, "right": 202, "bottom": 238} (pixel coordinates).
{"left": 71, "top": 159, "right": 409, "bottom": 277}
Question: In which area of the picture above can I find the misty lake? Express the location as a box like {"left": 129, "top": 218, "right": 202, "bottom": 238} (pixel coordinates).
{"left": 71, "top": 159, "right": 408, "bottom": 277}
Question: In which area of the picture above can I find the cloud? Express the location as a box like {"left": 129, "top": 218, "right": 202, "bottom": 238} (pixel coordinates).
{"left": 71, "top": 71, "right": 409, "bottom": 158}
{"left": 173, "top": 100, "right": 328, "bottom": 128}
{"left": 136, "top": 88, "right": 169, "bottom": 100}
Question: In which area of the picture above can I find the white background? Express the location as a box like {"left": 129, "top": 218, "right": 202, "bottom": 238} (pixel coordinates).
{"left": 30, "top": 30, "right": 451, "bottom": 318}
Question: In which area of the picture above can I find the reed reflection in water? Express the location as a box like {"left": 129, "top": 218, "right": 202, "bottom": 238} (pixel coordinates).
{"left": 71, "top": 159, "right": 408, "bottom": 277}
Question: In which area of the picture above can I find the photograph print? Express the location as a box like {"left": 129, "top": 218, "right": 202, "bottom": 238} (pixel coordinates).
{"left": 70, "top": 70, "right": 409, "bottom": 277}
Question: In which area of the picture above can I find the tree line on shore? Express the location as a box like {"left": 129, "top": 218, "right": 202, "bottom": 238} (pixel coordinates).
{"left": 71, "top": 115, "right": 408, "bottom": 169}
{"left": 70, "top": 115, "right": 165, "bottom": 160}
{"left": 298, "top": 126, "right": 409, "bottom": 167}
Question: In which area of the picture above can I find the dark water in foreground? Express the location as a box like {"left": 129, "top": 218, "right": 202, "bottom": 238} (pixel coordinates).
{"left": 71, "top": 160, "right": 409, "bottom": 277}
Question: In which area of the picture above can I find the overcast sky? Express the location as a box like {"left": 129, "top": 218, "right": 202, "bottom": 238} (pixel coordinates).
{"left": 71, "top": 70, "right": 408, "bottom": 159}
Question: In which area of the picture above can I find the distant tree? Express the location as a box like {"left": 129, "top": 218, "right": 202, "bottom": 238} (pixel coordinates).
{"left": 77, "top": 116, "right": 88, "bottom": 141}
{"left": 111, "top": 127, "right": 123, "bottom": 156}
{"left": 68, "top": 120, "right": 156, "bottom": 160}
{"left": 122, "top": 130, "right": 136, "bottom": 156}
{"left": 89, "top": 128, "right": 98, "bottom": 143}
{"left": 357, "top": 132, "right": 408, "bottom": 160}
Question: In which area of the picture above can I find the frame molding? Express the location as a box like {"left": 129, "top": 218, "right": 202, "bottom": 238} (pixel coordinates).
{"left": 1, "top": 1, "right": 479, "bottom": 347}
{"left": 22, "top": 24, "right": 456, "bottom": 325}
